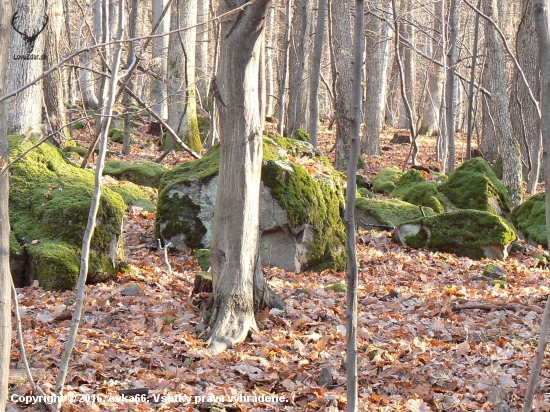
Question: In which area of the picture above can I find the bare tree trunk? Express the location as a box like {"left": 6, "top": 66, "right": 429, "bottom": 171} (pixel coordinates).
{"left": 150, "top": 0, "right": 169, "bottom": 119}
{"left": 265, "top": 5, "right": 276, "bottom": 117}
{"left": 421, "top": 1, "right": 443, "bottom": 135}
{"left": 6, "top": 0, "right": 47, "bottom": 134}
{"left": 54, "top": 1, "right": 125, "bottom": 408}
{"left": 44, "top": 0, "right": 69, "bottom": 148}
{"left": 208, "top": 0, "right": 271, "bottom": 356}
{"left": 123, "top": 0, "right": 138, "bottom": 156}
{"left": 196, "top": 0, "right": 209, "bottom": 105}
{"left": 512, "top": 1, "right": 542, "bottom": 194}
{"left": 277, "top": 0, "right": 292, "bottom": 135}
{"left": 346, "top": 0, "right": 363, "bottom": 408}
{"left": 331, "top": 0, "right": 354, "bottom": 171}
{"left": 445, "top": 0, "right": 460, "bottom": 171}
{"left": 308, "top": 0, "right": 326, "bottom": 148}
{"left": 467, "top": 1, "right": 481, "bottom": 159}
{"left": 362, "top": 0, "right": 382, "bottom": 155}
{"left": 286, "top": 0, "right": 310, "bottom": 137}
{"left": 523, "top": 3, "right": 550, "bottom": 411}
{"left": 482, "top": 0, "right": 522, "bottom": 206}
{"left": 0, "top": 1, "right": 12, "bottom": 409}
{"left": 167, "top": 0, "right": 202, "bottom": 152}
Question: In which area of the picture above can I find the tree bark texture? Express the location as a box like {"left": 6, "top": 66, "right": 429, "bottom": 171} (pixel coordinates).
{"left": 208, "top": 0, "right": 271, "bottom": 356}
{"left": 0, "top": 1, "right": 12, "bottom": 409}
{"left": 6, "top": 0, "right": 47, "bottom": 134}
{"left": 44, "top": 0, "right": 69, "bottom": 148}
{"left": 331, "top": 0, "right": 354, "bottom": 171}
{"left": 167, "top": 0, "right": 202, "bottom": 152}
{"left": 196, "top": 0, "right": 210, "bottom": 105}
{"left": 482, "top": 0, "right": 523, "bottom": 206}
{"left": 445, "top": 0, "right": 460, "bottom": 172}
{"left": 362, "top": 1, "right": 383, "bottom": 155}
{"left": 286, "top": 0, "right": 311, "bottom": 137}
{"left": 150, "top": 0, "right": 169, "bottom": 119}
{"left": 308, "top": 0, "right": 327, "bottom": 148}
{"left": 398, "top": 0, "right": 415, "bottom": 130}
{"left": 512, "top": 1, "right": 542, "bottom": 193}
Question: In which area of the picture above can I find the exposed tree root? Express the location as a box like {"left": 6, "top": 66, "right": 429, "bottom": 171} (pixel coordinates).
{"left": 206, "top": 295, "right": 259, "bottom": 356}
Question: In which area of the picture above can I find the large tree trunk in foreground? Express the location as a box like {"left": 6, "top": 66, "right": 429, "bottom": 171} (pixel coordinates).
{"left": 483, "top": 0, "right": 523, "bottom": 206}
{"left": 208, "top": 0, "right": 272, "bottom": 356}
{"left": 0, "top": 1, "right": 12, "bottom": 408}
{"left": 6, "top": 0, "right": 47, "bottom": 134}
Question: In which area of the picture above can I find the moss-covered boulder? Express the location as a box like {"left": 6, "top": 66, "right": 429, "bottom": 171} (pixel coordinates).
{"left": 511, "top": 192, "right": 546, "bottom": 247}
{"left": 372, "top": 166, "right": 404, "bottom": 194}
{"left": 155, "top": 134, "right": 346, "bottom": 272}
{"left": 9, "top": 135, "right": 126, "bottom": 290}
{"left": 103, "top": 160, "right": 167, "bottom": 188}
{"left": 391, "top": 169, "right": 425, "bottom": 197}
{"left": 355, "top": 198, "right": 436, "bottom": 230}
{"left": 107, "top": 182, "right": 156, "bottom": 212}
{"left": 401, "top": 181, "right": 451, "bottom": 213}
{"left": 439, "top": 158, "right": 511, "bottom": 217}
{"left": 394, "top": 210, "right": 517, "bottom": 260}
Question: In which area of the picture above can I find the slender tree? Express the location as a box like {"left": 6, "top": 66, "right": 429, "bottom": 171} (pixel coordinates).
{"left": 445, "top": 0, "right": 460, "bottom": 171}
{"left": 346, "top": 1, "right": 363, "bottom": 409}
{"left": 150, "top": 0, "right": 169, "bottom": 119}
{"left": 167, "top": 0, "right": 202, "bottom": 152}
{"left": 196, "top": 0, "right": 210, "bottom": 105}
{"left": 207, "top": 0, "right": 272, "bottom": 356}
{"left": 0, "top": 0, "right": 12, "bottom": 408}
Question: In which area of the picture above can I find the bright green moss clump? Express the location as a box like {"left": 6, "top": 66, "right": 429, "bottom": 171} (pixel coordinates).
{"left": 391, "top": 169, "right": 425, "bottom": 197}
{"left": 108, "top": 182, "right": 156, "bottom": 212}
{"left": 439, "top": 157, "right": 511, "bottom": 216}
{"left": 194, "top": 249, "right": 211, "bottom": 271}
{"left": 372, "top": 166, "right": 404, "bottom": 194}
{"left": 104, "top": 160, "right": 167, "bottom": 188}
{"left": 511, "top": 192, "right": 547, "bottom": 247}
{"left": 9, "top": 135, "right": 126, "bottom": 290}
{"left": 401, "top": 181, "right": 451, "bottom": 213}
{"left": 355, "top": 198, "right": 435, "bottom": 229}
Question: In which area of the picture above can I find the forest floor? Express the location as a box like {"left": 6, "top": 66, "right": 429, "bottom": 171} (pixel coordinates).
{"left": 7, "top": 119, "right": 550, "bottom": 412}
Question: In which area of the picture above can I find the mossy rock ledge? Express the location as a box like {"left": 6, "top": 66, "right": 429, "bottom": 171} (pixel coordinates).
{"left": 394, "top": 210, "right": 517, "bottom": 260}
{"left": 9, "top": 135, "right": 126, "bottom": 291}
{"left": 103, "top": 160, "right": 167, "bottom": 189}
{"left": 511, "top": 192, "right": 546, "bottom": 247}
{"left": 155, "top": 135, "right": 346, "bottom": 272}
{"left": 355, "top": 198, "right": 436, "bottom": 230}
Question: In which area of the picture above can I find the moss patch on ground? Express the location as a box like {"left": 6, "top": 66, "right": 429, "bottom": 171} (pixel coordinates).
{"left": 194, "top": 249, "right": 211, "bottom": 271}
{"left": 9, "top": 135, "right": 126, "bottom": 290}
{"left": 395, "top": 210, "right": 516, "bottom": 259}
{"left": 511, "top": 192, "right": 547, "bottom": 247}
{"left": 355, "top": 198, "right": 436, "bottom": 229}
{"left": 104, "top": 160, "right": 167, "bottom": 189}
{"left": 439, "top": 157, "right": 511, "bottom": 216}
{"left": 372, "top": 166, "right": 404, "bottom": 194}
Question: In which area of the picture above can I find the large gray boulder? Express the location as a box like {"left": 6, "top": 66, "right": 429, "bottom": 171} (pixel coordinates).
{"left": 155, "top": 135, "right": 346, "bottom": 272}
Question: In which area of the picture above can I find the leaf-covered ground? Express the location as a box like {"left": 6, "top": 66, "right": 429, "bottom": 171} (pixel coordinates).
{"left": 7, "top": 123, "right": 550, "bottom": 411}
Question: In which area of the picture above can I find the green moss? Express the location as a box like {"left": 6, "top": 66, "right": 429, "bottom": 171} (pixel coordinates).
{"left": 372, "top": 166, "right": 404, "bottom": 194}
{"left": 108, "top": 182, "right": 156, "bottom": 212}
{"left": 357, "top": 155, "right": 367, "bottom": 170}
{"left": 356, "top": 174, "right": 369, "bottom": 189}
{"left": 104, "top": 160, "right": 167, "bottom": 188}
{"left": 187, "top": 114, "right": 203, "bottom": 152}
{"left": 73, "top": 122, "right": 85, "bottom": 130}
{"left": 391, "top": 169, "right": 425, "bottom": 197}
{"left": 325, "top": 282, "right": 347, "bottom": 293}
{"left": 511, "top": 192, "right": 547, "bottom": 247}
{"left": 63, "top": 145, "right": 88, "bottom": 157}
{"left": 355, "top": 198, "right": 435, "bottom": 228}
{"left": 262, "top": 138, "right": 346, "bottom": 271}
{"left": 9, "top": 135, "right": 126, "bottom": 290}
{"left": 28, "top": 241, "right": 80, "bottom": 291}
{"left": 10, "top": 232, "right": 24, "bottom": 256}
{"left": 401, "top": 210, "right": 516, "bottom": 259}
{"left": 358, "top": 188, "right": 373, "bottom": 198}
{"left": 439, "top": 157, "right": 511, "bottom": 216}
{"left": 293, "top": 129, "right": 309, "bottom": 142}
{"left": 198, "top": 117, "right": 210, "bottom": 142}
{"left": 401, "top": 181, "right": 451, "bottom": 213}
{"left": 109, "top": 128, "right": 134, "bottom": 144}
{"left": 195, "top": 249, "right": 211, "bottom": 271}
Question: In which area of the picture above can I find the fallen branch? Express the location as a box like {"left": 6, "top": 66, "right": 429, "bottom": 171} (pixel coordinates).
{"left": 8, "top": 369, "right": 46, "bottom": 385}
{"left": 452, "top": 302, "right": 543, "bottom": 314}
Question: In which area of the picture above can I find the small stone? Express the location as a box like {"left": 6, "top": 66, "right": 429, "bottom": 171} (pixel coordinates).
{"left": 195, "top": 322, "right": 206, "bottom": 335}
{"left": 482, "top": 264, "right": 508, "bottom": 280}
{"left": 318, "top": 367, "right": 333, "bottom": 387}
{"left": 122, "top": 282, "right": 142, "bottom": 296}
